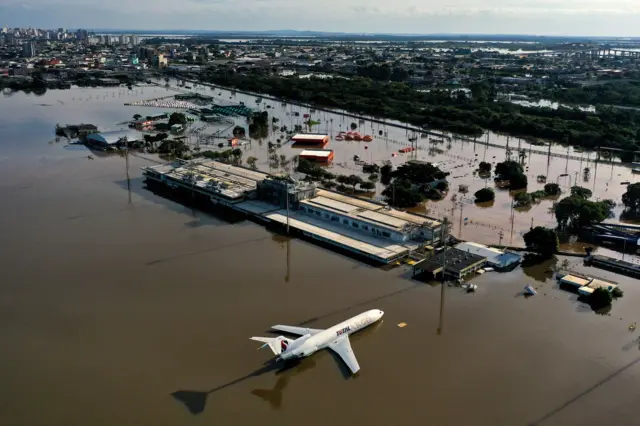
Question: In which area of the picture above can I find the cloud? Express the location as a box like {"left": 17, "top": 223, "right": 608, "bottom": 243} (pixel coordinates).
{"left": 1, "top": 0, "right": 640, "bottom": 35}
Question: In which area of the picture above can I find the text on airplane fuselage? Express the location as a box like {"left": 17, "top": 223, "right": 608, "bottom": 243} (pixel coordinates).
{"left": 336, "top": 326, "right": 351, "bottom": 336}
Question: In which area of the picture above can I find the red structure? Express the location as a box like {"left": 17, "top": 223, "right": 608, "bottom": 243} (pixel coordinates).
{"left": 299, "top": 149, "right": 335, "bottom": 164}
{"left": 290, "top": 133, "right": 329, "bottom": 147}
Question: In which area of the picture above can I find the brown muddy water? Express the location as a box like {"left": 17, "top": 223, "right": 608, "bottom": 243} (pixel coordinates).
{"left": 2, "top": 88, "right": 640, "bottom": 426}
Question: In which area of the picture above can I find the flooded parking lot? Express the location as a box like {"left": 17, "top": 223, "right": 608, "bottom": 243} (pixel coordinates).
{"left": 155, "top": 79, "right": 639, "bottom": 248}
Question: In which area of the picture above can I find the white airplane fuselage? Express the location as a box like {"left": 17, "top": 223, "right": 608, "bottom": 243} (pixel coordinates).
{"left": 276, "top": 309, "right": 384, "bottom": 361}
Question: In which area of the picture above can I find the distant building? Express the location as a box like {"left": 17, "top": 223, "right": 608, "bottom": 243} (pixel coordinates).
{"left": 22, "top": 42, "right": 36, "bottom": 58}
{"left": 85, "top": 130, "right": 140, "bottom": 150}
{"left": 412, "top": 247, "right": 486, "bottom": 280}
{"left": 298, "top": 149, "right": 334, "bottom": 164}
{"left": 153, "top": 54, "right": 168, "bottom": 68}
{"left": 119, "top": 34, "right": 127, "bottom": 45}
{"left": 130, "top": 34, "right": 139, "bottom": 46}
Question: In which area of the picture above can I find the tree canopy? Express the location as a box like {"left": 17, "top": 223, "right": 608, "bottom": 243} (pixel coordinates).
{"left": 523, "top": 226, "right": 559, "bottom": 259}
{"left": 570, "top": 186, "right": 593, "bottom": 199}
{"left": 495, "top": 160, "right": 527, "bottom": 189}
{"left": 168, "top": 112, "right": 187, "bottom": 127}
{"left": 554, "top": 196, "right": 612, "bottom": 231}
{"left": 382, "top": 179, "right": 424, "bottom": 208}
{"left": 478, "top": 161, "right": 491, "bottom": 174}
{"left": 474, "top": 187, "right": 495, "bottom": 203}
{"left": 544, "top": 183, "right": 561, "bottom": 196}
{"left": 390, "top": 162, "right": 448, "bottom": 185}
{"left": 622, "top": 182, "right": 640, "bottom": 216}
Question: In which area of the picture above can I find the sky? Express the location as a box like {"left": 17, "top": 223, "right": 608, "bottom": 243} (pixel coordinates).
{"left": 2, "top": 0, "right": 640, "bottom": 36}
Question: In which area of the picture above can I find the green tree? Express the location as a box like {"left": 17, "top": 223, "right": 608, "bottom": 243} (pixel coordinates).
{"left": 382, "top": 179, "right": 423, "bottom": 208}
{"left": 168, "top": 112, "right": 187, "bottom": 127}
{"left": 336, "top": 175, "right": 349, "bottom": 185}
{"left": 590, "top": 287, "right": 613, "bottom": 310}
{"left": 514, "top": 192, "right": 532, "bottom": 207}
{"left": 246, "top": 156, "right": 258, "bottom": 170}
{"left": 478, "top": 161, "right": 491, "bottom": 174}
{"left": 570, "top": 186, "right": 592, "bottom": 199}
{"left": 474, "top": 187, "right": 495, "bottom": 203}
{"left": 523, "top": 226, "right": 558, "bottom": 259}
{"left": 622, "top": 182, "right": 640, "bottom": 215}
{"left": 360, "top": 181, "right": 375, "bottom": 191}
{"left": 495, "top": 160, "right": 524, "bottom": 180}
{"left": 544, "top": 183, "right": 561, "bottom": 196}
{"left": 346, "top": 174, "right": 364, "bottom": 191}
{"left": 368, "top": 173, "right": 379, "bottom": 183}
{"left": 554, "top": 196, "right": 609, "bottom": 230}
{"left": 510, "top": 173, "right": 528, "bottom": 190}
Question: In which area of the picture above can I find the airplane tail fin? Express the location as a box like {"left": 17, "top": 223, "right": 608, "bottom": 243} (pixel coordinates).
{"left": 250, "top": 335, "right": 289, "bottom": 356}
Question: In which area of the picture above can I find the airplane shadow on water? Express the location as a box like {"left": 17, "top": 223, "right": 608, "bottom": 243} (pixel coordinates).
{"left": 171, "top": 321, "right": 383, "bottom": 415}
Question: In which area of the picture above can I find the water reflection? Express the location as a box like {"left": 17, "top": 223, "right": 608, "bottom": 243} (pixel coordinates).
{"left": 251, "top": 358, "right": 316, "bottom": 409}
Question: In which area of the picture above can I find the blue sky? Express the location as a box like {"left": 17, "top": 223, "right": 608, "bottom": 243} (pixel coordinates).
{"left": 2, "top": 0, "right": 640, "bottom": 36}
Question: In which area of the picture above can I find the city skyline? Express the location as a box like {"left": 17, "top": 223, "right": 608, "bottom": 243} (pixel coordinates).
{"left": 2, "top": 0, "right": 640, "bottom": 37}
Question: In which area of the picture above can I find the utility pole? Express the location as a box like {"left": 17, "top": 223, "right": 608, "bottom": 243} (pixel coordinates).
{"left": 437, "top": 217, "right": 449, "bottom": 336}
{"left": 285, "top": 182, "right": 290, "bottom": 234}
{"left": 498, "top": 230, "right": 504, "bottom": 249}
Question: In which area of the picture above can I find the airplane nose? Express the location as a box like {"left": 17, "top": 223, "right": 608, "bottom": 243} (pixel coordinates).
{"left": 379, "top": 310, "right": 384, "bottom": 316}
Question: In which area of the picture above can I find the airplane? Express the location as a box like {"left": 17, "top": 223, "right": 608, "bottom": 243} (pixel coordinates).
{"left": 250, "top": 309, "right": 384, "bottom": 375}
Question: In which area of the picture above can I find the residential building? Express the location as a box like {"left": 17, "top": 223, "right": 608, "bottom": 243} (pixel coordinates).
{"left": 22, "top": 42, "right": 36, "bottom": 58}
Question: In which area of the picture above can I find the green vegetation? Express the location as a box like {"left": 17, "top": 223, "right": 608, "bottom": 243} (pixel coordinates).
{"left": 612, "top": 287, "right": 624, "bottom": 299}
{"left": 523, "top": 226, "right": 559, "bottom": 259}
{"left": 622, "top": 182, "right": 640, "bottom": 218}
{"left": 168, "top": 112, "right": 187, "bottom": 127}
{"left": 249, "top": 111, "right": 270, "bottom": 139}
{"left": 514, "top": 192, "right": 533, "bottom": 207}
{"left": 542, "top": 81, "right": 640, "bottom": 109}
{"left": 554, "top": 196, "right": 615, "bottom": 231}
{"left": 246, "top": 156, "right": 258, "bottom": 170}
{"left": 544, "top": 183, "right": 561, "bottom": 196}
{"left": 494, "top": 160, "right": 528, "bottom": 190}
{"left": 197, "top": 69, "right": 640, "bottom": 152}
{"left": 589, "top": 287, "right": 613, "bottom": 310}
{"left": 378, "top": 162, "right": 449, "bottom": 207}
{"left": 478, "top": 161, "right": 492, "bottom": 175}
{"left": 382, "top": 179, "right": 423, "bottom": 208}
{"left": 474, "top": 188, "right": 495, "bottom": 203}
{"left": 157, "top": 140, "right": 189, "bottom": 158}
{"left": 297, "top": 158, "right": 333, "bottom": 180}
{"left": 199, "top": 148, "right": 243, "bottom": 165}
{"left": 570, "top": 186, "right": 593, "bottom": 199}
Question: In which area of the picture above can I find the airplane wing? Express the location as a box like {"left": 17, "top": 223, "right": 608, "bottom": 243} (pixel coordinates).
{"left": 329, "top": 336, "right": 360, "bottom": 374}
{"left": 271, "top": 325, "right": 324, "bottom": 336}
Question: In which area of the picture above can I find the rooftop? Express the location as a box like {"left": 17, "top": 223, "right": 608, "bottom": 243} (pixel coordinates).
{"left": 86, "top": 129, "right": 140, "bottom": 145}
{"left": 291, "top": 133, "right": 329, "bottom": 141}
{"left": 143, "top": 160, "right": 268, "bottom": 201}
{"left": 314, "top": 189, "right": 442, "bottom": 230}
{"left": 414, "top": 247, "right": 487, "bottom": 274}
{"left": 299, "top": 149, "right": 333, "bottom": 158}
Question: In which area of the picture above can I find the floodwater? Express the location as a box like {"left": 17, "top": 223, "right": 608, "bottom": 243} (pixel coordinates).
{"left": 2, "top": 87, "right": 640, "bottom": 426}
{"left": 158, "top": 78, "right": 640, "bottom": 249}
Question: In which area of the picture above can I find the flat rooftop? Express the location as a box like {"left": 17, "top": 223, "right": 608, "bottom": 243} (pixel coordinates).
{"left": 264, "top": 210, "right": 410, "bottom": 262}
{"left": 143, "top": 160, "right": 268, "bottom": 200}
{"left": 414, "top": 247, "right": 486, "bottom": 274}
{"left": 299, "top": 149, "right": 333, "bottom": 158}
{"left": 291, "top": 133, "right": 329, "bottom": 141}
{"left": 309, "top": 190, "right": 442, "bottom": 231}
{"left": 558, "top": 273, "right": 619, "bottom": 295}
